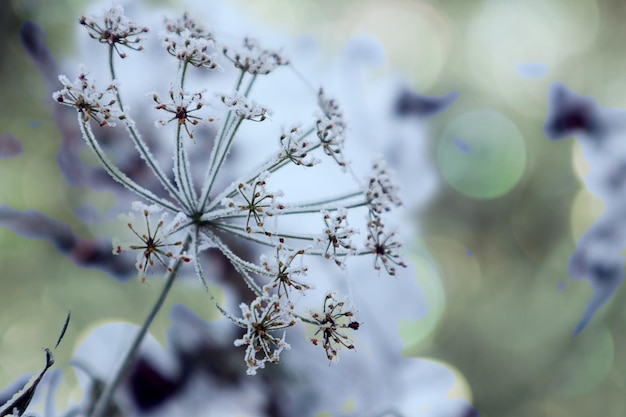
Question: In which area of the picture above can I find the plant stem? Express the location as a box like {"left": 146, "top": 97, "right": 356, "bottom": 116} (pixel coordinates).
{"left": 89, "top": 234, "right": 192, "bottom": 417}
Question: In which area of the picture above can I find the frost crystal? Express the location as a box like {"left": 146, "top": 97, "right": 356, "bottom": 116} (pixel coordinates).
{"left": 218, "top": 92, "right": 271, "bottom": 121}
{"left": 316, "top": 88, "right": 348, "bottom": 168}
{"left": 223, "top": 37, "right": 288, "bottom": 75}
{"left": 113, "top": 202, "right": 191, "bottom": 282}
{"left": 53, "top": 72, "right": 121, "bottom": 126}
{"left": 79, "top": 4, "right": 149, "bottom": 58}
{"left": 261, "top": 242, "right": 311, "bottom": 298}
{"left": 234, "top": 295, "right": 295, "bottom": 375}
{"left": 315, "top": 209, "right": 358, "bottom": 268}
{"left": 152, "top": 85, "right": 207, "bottom": 139}
{"left": 161, "top": 29, "right": 220, "bottom": 69}
{"left": 278, "top": 125, "right": 319, "bottom": 167}
{"left": 309, "top": 292, "right": 360, "bottom": 362}
{"left": 164, "top": 12, "right": 214, "bottom": 41}
{"left": 365, "top": 217, "right": 406, "bottom": 276}
{"left": 366, "top": 158, "right": 403, "bottom": 215}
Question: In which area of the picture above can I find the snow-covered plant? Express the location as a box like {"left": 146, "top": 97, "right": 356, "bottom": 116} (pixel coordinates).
{"left": 44, "top": 4, "right": 405, "bottom": 415}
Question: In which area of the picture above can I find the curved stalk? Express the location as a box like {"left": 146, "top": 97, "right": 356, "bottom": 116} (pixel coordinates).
{"left": 79, "top": 116, "right": 179, "bottom": 212}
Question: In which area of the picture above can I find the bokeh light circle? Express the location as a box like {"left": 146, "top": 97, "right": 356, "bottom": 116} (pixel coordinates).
{"left": 437, "top": 110, "right": 526, "bottom": 199}
{"left": 465, "top": 0, "right": 599, "bottom": 116}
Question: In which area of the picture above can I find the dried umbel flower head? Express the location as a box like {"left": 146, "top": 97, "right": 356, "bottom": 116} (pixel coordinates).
{"left": 309, "top": 292, "right": 360, "bottom": 362}
{"left": 223, "top": 37, "right": 288, "bottom": 75}
{"left": 113, "top": 202, "right": 191, "bottom": 282}
{"left": 79, "top": 4, "right": 148, "bottom": 58}
{"left": 54, "top": 4, "right": 406, "bottom": 374}
{"left": 152, "top": 86, "right": 207, "bottom": 139}
{"left": 53, "top": 72, "right": 121, "bottom": 126}
{"left": 234, "top": 295, "right": 295, "bottom": 375}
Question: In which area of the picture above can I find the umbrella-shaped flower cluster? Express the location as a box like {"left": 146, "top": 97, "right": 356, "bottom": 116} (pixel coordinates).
{"left": 52, "top": 4, "right": 406, "bottom": 380}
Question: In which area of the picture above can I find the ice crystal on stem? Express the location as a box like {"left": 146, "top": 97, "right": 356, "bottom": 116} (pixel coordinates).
{"left": 52, "top": 4, "right": 407, "bottom": 381}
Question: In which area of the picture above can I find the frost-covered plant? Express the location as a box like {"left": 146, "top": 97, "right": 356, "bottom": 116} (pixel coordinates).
{"left": 44, "top": 4, "right": 405, "bottom": 415}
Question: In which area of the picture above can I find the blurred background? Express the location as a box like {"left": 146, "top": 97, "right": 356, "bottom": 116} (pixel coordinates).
{"left": 1, "top": 0, "right": 624, "bottom": 416}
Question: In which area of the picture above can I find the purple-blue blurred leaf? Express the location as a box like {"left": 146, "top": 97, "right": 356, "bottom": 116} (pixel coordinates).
{"left": 0, "top": 206, "right": 135, "bottom": 280}
{"left": 20, "top": 19, "right": 92, "bottom": 187}
{"left": 20, "top": 20, "right": 58, "bottom": 88}
{"left": 395, "top": 89, "right": 459, "bottom": 118}
{"left": 0, "top": 133, "right": 23, "bottom": 159}
{"left": 569, "top": 254, "right": 624, "bottom": 335}
{"left": 546, "top": 83, "right": 626, "bottom": 334}
{"left": 544, "top": 82, "right": 602, "bottom": 140}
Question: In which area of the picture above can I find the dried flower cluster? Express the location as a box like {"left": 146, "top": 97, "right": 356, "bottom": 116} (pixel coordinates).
{"left": 52, "top": 4, "right": 405, "bottom": 376}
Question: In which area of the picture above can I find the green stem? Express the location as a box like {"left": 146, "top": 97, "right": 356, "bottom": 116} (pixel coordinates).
{"left": 89, "top": 234, "right": 192, "bottom": 417}
{"left": 234, "top": 69, "right": 246, "bottom": 92}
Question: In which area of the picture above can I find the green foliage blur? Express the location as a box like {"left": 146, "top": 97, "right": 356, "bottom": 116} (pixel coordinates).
{"left": 1, "top": 0, "right": 624, "bottom": 416}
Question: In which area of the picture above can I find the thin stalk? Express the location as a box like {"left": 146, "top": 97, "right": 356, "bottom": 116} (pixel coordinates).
{"left": 211, "top": 221, "right": 315, "bottom": 244}
{"left": 201, "top": 117, "right": 244, "bottom": 206}
{"left": 277, "top": 200, "right": 367, "bottom": 215}
{"left": 79, "top": 116, "right": 178, "bottom": 212}
{"left": 198, "top": 109, "right": 233, "bottom": 210}
{"left": 107, "top": 45, "right": 192, "bottom": 213}
{"left": 286, "top": 190, "right": 365, "bottom": 209}
{"left": 242, "top": 73, "right": 257, "bottom": 97}
{"left": 174, "top": 62, "right": 197, "bottom": 209}
{"left": 234, "top": 69, "right": 246, "bottom": 92}
{"left": 202, "top": 227, "right": 266, "bottom": 293}
{"left": 175, "top": 122, "right": 197, "bottom": 209}
{"left": 198, "top": 70, "right": 247, "bottom": 211}
{"left": 205, "top": 190, "right": 365, "bottom": 219}
{"left": 193, "top": 227, "right": 247, "bottom": 326}
{"left": 89, "top": 234, "right": 192, "bottom": 417}
{"left": 205, "top": 127, "right": 319, "bottom": 210}
{"left": 202, "top": 76, "right": 257, "bottom": 200}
